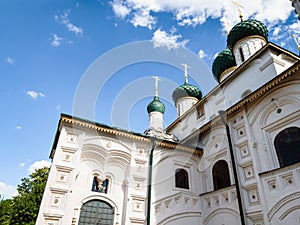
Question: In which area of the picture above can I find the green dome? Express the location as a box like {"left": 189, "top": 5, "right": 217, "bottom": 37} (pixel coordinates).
{"left": 172, "top": 83, "right": 202, "bottom": 104}
{"left": 227, "top": 19, "right": 268, "bottom": 50}
{"left": 147, "top": 96, "right": 165, "bottom": 114}
{"left": 212, "top": 48, "right": 237, "bottom": 81}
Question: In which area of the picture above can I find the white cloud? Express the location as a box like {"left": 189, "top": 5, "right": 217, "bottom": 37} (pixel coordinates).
{"left": 130, "top": 10, "right": 156, "bottom": 29}
{"left": 289, "top": 21, "right": 300, "bottom": 34}
{"left": 198, "top": 49, "right": 208, "bottom": 59}
{"left": 7, "top": 57, "right": 14, "bottom": 64}
{"left": 0, "top": 182, "right": 17, "bottom": 199}
{"left": 19, "top": 162, "right": 25, "bottom": 167}
{"left": 268, "top": 20, "right": 300, "bottom": 47}
{"left": 111, "top": 0, "right": 131, "bottom": 19}
{"left": 151, "top": 29, "right": 188, "bottom": 50}
{"left": 26, "top": 90, "right": 45, "bottom": 100}
{"left": 51, "top": 34, "right": 63, "bottom": 47}
{"left": 27, "top": 160, "right": 51, "bottom": 174}
{"left": 253, "top": 0, "right": 293, "bottom": 25}
{"left": 109, "top": 0, "right": 294, "bottom": 32}
{"left": 55, "top": 11, "right": 83, "bottom": 35}
{"left": 16, "top": 126, "right": 22, "bottom": 130}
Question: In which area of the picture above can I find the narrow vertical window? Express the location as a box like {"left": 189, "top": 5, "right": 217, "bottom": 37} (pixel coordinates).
{"left": 212, "top": 160, "right": 231, "bottom": 190}
{"left": 239, "top": 47, "right": 245, "bottom": 62}
{"left": 274, "top": 127, "right": 300, "bottom": 167}
{"left": 175, "top": 168, "right": 189, "bottom": 189}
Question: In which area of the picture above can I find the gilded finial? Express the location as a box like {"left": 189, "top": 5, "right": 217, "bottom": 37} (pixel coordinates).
{"left": 181, "top": 63, "right": 191, "bottom": 84}
{"left": 291, "top": 34, "right": 300, "bottom": 55}
{"left": 232, "top": 1, "right": 244, "bottom": 22}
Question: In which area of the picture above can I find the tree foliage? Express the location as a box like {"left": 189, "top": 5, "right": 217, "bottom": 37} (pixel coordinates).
{"left": 0, "top": 167, "right": 49, "bottom": 225}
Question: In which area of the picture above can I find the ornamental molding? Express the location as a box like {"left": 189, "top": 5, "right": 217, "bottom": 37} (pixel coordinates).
{"left": 59, "top": 115, "right": 201, "bottom": 157}
{"left": 268, "top": 191, "right": 300, "bottom": 220}
{"left": 259, "top": 162, "right": 300, "bottom": 178}
{"left": 184, "top": 61, "right": 300, "bottom": 141}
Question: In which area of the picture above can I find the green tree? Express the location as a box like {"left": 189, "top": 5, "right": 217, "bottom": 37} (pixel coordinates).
{"left": 9, "top": 167, "right": 49, "bottom": 225}
{"left": 0, "top": 196, "right": 13, "bottom": 225}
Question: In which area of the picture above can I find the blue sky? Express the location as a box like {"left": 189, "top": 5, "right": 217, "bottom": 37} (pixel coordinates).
{"left": 0, "top": 0, "right": 299, "bottom": 198}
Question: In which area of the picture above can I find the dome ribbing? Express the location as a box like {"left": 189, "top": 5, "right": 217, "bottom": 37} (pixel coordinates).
{"left": 227, "top": 19, "right": 268, "bottom": 50}
{"left": 147, "top": 96, "right": 165, "bottom": 114}
{"left": 212, "top": 48, "right": 237, "bottom": 82}
{"left": 172, "top": 83, "right": 202, "bottom": 104}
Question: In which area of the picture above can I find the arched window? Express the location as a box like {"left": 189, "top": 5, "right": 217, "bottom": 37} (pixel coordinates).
{"left": 274, "top": 127, "right": 300, "bottom": 167}
{"left": 92, "top": 176, "right": 109, "bottom": 194}
{"left": 175, "top": 168, "right": 189, "bottom": 189}
{"left": 212, "top": 160, "right": 231, "bottom": 191}
{"left": 78, "top": 200, "right": 114, "bottom": 225}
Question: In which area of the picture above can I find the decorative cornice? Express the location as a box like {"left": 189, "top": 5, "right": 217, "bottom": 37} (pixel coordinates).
{"left": 259, "top": 162, "right": 300, "bottom": 177}
{"left": 184, "top": 60, "right": 300, "bottom": 141}
{"left": 224, "top": 42, "right": 300, "bottom": 85}
{"left": 157, "top": 141, "right": 203, "bottom": 157}
{"left": 200, "top": 184, "right": 235, "bottom": 197}
{"left": 61, "top": 116, "right": 151, "bottom": 142}
{"left": 56, "top": 114, "right": 202, "bottom": 157}
{"left": 167, "top": 43, "right": 300, "bottom": 132}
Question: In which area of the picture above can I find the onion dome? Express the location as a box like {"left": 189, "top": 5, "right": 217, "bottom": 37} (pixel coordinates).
{"left": 147, "top": 96, "right": 165, "bottom": 114}
{"left": 227, "top": 19, "right": 268, "bottom": 50}
{"left": 172, "top": 82, "right": 202, "bottom": 104}
{"left": 212, "top": 48, "right": 237, "bottom": 81}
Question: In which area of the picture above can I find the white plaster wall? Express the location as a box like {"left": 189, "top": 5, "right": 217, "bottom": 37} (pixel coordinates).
{"left": 248, "top": 81, "right": 300, "bottom": 173}
{"left": 161, "top": 214, "right": 202, "bottom": 225}
{"left": 204, "top": 209, "right": 240, "bottom": 225}
{"left": 176, "top": 97, "right": 198, "bottom": 117}
{"left": 223, "top": 49, "right": 296, "bottom": 109}
{"left": 151, "top": 149, "right": 201, "bottom": 224}
{"left": 168, "top": 89, "right": 227, "bottom": 141}
{"left": 149, "top": 111, "right": 164, "bottom": 132}
{"left": 36, "top": 125, "right": 151, "bottom": 225}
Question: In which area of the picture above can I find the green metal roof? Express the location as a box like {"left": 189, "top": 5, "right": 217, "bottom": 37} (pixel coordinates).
{"left": 172, "top": 83, "right": 202, "bottom": 104}
{"left": 227, "top": 19, "right": 268, "bottom": 50}
{"left": 212, "top": 48, "right": 237, "bottom": 82}
{"left": 147, "top": 96, "right": 165, "bottom": 114}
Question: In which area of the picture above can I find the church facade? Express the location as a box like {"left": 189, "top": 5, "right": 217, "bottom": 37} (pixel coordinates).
{"left": 36, "top": 19, "right": 300, "bottom": 225}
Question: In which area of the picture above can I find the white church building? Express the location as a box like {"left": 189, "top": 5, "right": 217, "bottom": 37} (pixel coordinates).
{"left": 36, "top": 18, "right": 300, "bottom": 225}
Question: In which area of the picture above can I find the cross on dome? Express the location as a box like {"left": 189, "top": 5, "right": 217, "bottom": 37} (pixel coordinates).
{"left": 146, "top": 76, "right": 165, "bottom": 114}
{"left": 152, "top": 76, "right": 161, "bottom": 97}
{"left": 181, "top": 63, "right": 191, "bottom": 84}
{"left": 291, "top": 34, "right": 300, "bottom": 55}
{"left": 232, "top": 1, "right": 244, "bottom": 22}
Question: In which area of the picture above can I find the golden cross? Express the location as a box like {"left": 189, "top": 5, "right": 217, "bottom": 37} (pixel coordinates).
{"left": 232, "top": 1, "right": 244, "bottom": 21}
{"left": 291, "top": 34, "right": 300, "bottom": 55}
{"left": 181, "top": 63, "right": 191, "bottom": 83}
{"left": 291, "top": 34, "right": 300, "bottom": 49}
